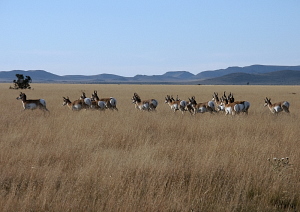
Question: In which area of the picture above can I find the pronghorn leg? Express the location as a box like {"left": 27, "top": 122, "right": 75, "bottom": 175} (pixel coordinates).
{"left": 282, "top": 106, "right": 290, "bottom": 113}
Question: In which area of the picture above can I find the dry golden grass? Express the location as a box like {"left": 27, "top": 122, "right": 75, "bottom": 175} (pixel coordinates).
{"left": 1, "top": 83, "right": 300, "bottom": 211}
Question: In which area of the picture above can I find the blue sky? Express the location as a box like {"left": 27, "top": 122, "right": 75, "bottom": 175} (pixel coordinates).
{"left": 1, "top": 1, "right": 299, "bottom": 77}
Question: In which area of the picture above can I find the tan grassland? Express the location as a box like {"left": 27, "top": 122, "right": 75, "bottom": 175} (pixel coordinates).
{"left": 1, "top": 83, "right": 300, "bottom": 211}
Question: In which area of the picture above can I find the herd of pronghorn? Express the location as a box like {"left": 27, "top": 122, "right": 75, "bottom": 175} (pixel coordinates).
{"left": 16, "top": 90, "right": 291, "bottom": 116}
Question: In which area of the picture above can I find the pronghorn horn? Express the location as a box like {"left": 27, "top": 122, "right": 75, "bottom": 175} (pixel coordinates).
{"left": 134, "top": 93, "right": 140, "bottom": 99}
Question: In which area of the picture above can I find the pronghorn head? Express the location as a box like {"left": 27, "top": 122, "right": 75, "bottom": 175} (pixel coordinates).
{"left": 228, "top": 92, "right": 235, "bottom": 103}
{"left": 80, "top": 92, "right": 87, "bottom": 100}
{"left": 132, "top": 93, "right": 141, "bottom": 103}
{"left": 16, "top": 92, "right": 26, "bottom": 100}
{"left": 91, "top": 90, "right": 99, "bottom": 100}
{"left": 62, "top": 97, "right": 71, "bottom": 106}
{"left": 171, "top": 95, "right": 175, "bottom": 102}
{"left": 223, "top": 91, "right": 227, "bottom": 100}
{"left": 165, "top": 95, "right": 172, "bottom": 103}
{"left": 220, "top": 96, "right": 228, "bottom": 105}
{"left": 264, "top": 97, "right": 271, "bottom": 107}
{"left": 212, "top": 92, "right": 219, "bottom": 101}
{"left": 188, "top": 96, "right": 197, "bottom": 106}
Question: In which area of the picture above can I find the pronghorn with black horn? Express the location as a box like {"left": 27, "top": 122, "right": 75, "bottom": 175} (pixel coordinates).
{"left": 90, "top": 90, "right": 106, "bottom": 110}
{"left": 131, "top": 93, "right": 158, "bottom": 111}
{"left": 221, "top": 91, "right": 250, "bottom": 115}
{"left": 91, "top": 90, "right": 118, "bottom": 111}
{"left": 164, "top": 95, "right": 187, "bottom": 114}
{"left": 62, "top": 96, "right": 86, "bottom": 111}
{"left": 264, "top": 97, "right": 290, "bottom": 114}
{"left": 188, "top": 96, "right": 216, "bottom": 115}
{"left": 212, "top": 92, "right": 225, "bottom": 112}
{"left": 79, "top": 92, "right": 92, "bottom": 109}
{"left": 16, "top": 92, "right": 49, "bottom": 113}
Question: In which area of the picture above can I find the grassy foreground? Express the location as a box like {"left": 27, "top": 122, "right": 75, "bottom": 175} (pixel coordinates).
{"left": 1, "top": 83, "right": 300, "bottom": 211}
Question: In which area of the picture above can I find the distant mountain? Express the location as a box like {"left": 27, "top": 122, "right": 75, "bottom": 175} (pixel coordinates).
{"left": 126, "top": 71, "right": 195, "bottom": 82}
{"left": 1, "top": 65, "right": 300, "bottom": 85}
{"left": 195, "top": 65, "right": 300, "bottom": 79}
{"left": 61, "top": 73, "right": 128, "bottom": 82}
{"left": 196, "top": 70, "right": 300, "bottom": 85}
{"left": 0, "top": 70, "right": 62, "bottom": 81}
{"left": 163, "top": 71, "right": 195, "bottom": 79}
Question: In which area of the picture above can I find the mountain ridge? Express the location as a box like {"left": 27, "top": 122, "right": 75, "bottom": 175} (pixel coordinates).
{"left": 1, "top": 65, "right": 300, "bottom": 85}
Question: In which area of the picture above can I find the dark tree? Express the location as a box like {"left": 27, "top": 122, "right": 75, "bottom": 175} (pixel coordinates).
{"left": 12, "top": 74, "right": 32, "bottom": 89}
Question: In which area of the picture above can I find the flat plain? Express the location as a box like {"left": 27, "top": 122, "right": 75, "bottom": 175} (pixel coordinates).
{"left": 1, "top": 83, "right": 300, "bottom": 211}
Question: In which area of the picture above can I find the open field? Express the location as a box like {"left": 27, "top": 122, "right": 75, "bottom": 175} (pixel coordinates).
{"left": 1, "top": 83, "right": 300, "bottom": 211}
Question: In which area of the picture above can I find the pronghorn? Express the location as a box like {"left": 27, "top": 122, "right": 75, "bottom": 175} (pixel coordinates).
{"left": 212, "top": 92, "right": 225, "bottom": 112}
{"left": 16, "top": 92, "right": 49, "bottom": 113}
{"left": 91, "top": 90, "right": 118, "bottom": 111}
{"left": 264, "top": 97, "right": 290, "bottom": 114}
{"left": 79, "top": 92, "right": 92, "bottom": 108}
{"left": 221, "top": 92, "right": 250, "bottom": 115}
{"left": 219, "top": 96, "right": 250, "bottom": 116}
{"left": 188, "top": 96, "right": 216, "bottom": 115}
{"left": 62, "top": 96, "right": 86, "bottom": 111}
{"left": 164, "top": 95, "right": 187, "bottom": 114}
{"left": 90, "top": 91, "right": 106, "bottom": 110}
{"left": 175, "top": 95, "right": 194, "bottom": 114}
{"left": 131, "top": 93, "right": 158, "bottom": 111}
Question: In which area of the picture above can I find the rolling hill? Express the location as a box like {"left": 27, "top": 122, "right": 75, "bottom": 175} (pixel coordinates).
{"left": 194, "top": 70, "right": 300, "bottom": 85}
{"left": 1, "top": 65, "right": 300, "bottom": 85}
